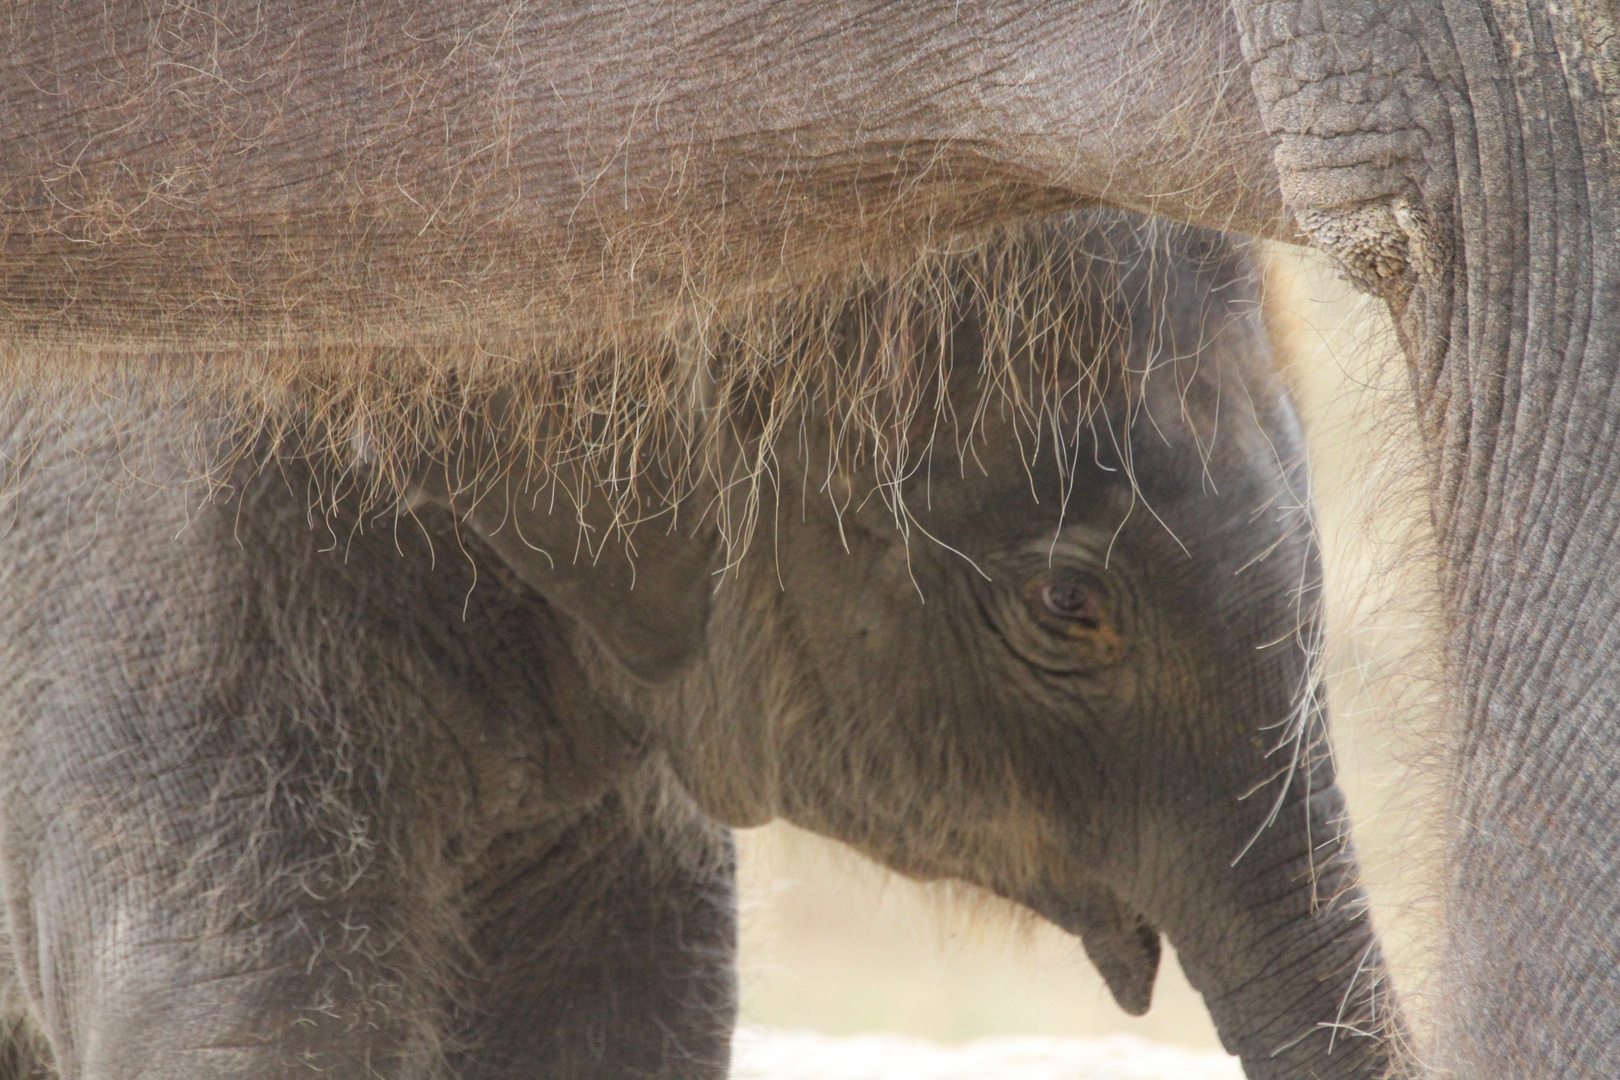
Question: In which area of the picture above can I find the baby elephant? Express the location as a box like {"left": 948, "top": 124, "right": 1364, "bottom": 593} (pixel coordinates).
{"left": 0, "top": 213, "right": 1398, "bottom": 1079}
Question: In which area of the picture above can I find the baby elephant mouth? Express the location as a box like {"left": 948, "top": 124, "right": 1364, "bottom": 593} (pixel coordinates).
{"left": 1024, "top": 879, "right": 1161, "bottom": 1016}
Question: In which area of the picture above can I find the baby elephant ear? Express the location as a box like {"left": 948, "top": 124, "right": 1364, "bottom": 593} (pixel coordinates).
{"left": 409, "top": 463, "right": 714, "bottom": 683}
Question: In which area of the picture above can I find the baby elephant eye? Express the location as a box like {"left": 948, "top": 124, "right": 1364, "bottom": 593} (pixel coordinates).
{"left": 1012, "top": 570, "right": 1125, "bottom": 669}
{"left": 1031, "top": 573, "right": 1103, "bottom": 628}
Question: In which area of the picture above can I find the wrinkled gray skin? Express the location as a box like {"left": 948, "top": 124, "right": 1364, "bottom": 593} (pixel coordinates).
{"left": 0, "top": 218, "right": 1394, "bottom": 1078}
{"left": 6, "top": 2, "right": 1618, "bottom": 1074}
{"left": 0, "top": 412, "right": 737, "bottom": 1079}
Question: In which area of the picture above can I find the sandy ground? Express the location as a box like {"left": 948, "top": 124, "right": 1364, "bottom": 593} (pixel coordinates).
{"left": 732, "top": 1029, "right": 1242, "bottom": 1080}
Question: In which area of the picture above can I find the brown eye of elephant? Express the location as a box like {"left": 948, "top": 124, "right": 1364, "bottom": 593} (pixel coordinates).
{"left": 1040, "top": 579, "right": 1100, "bottom": 625}
{"left": 1027, "top": 572, "right": 1107, "bottom": 635}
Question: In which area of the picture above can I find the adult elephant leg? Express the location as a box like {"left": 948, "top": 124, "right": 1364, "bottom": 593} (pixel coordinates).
{"left": 1232, "top": 0, "right": 1620, "bottom": 1072}
{"left": 450, "top": 771, "right": 736, "bottom": 1080}
{"left": 0, "top": 961, "right": 49, "bottom": 1079}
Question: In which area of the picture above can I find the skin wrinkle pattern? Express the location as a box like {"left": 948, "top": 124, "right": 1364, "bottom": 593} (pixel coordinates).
{"left": 1, "top": 0, "right": 1619, "bottom": 1076}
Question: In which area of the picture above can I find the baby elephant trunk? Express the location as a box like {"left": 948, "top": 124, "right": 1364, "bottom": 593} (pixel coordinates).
{"left": 1164, "top": 773, "right": 1405, "bottom": 1080}
{"left": 1026, "top": 766, "right": 1403, "bottom": 1079}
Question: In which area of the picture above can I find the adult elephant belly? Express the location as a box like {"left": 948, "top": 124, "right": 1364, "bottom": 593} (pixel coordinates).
{"left": 0, "top": 0, "right": 1282, "bottom": 357}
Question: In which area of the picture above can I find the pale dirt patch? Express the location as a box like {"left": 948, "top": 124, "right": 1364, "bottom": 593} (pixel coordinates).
{"left": 731, "top": 1028, "right": 1242, "bottom": 1080}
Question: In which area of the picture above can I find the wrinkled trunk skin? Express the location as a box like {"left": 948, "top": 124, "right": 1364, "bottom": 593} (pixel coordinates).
{"left": 1033, "top": 751, "right": 1397, "bottom": 1080}
{"left": 1169, "top": 768, "right": 1393, "bottom": 1080}
{"left": 1232, "top": 0, "right": 1620, "bottom": 1073}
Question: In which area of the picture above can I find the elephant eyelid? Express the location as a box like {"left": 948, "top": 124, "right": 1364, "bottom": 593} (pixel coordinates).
{"left": 1025, "top": 532, "right": 1112, "bottom": 567}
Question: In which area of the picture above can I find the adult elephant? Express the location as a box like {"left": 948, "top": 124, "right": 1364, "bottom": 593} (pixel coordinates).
{"left": 2, "top": 1, "right": 1615, "bottom": 1077}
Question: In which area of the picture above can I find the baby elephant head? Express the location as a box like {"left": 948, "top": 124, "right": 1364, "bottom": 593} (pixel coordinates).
{"left": 420, "top": 213, "right": 1401, "bottom": 1080}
